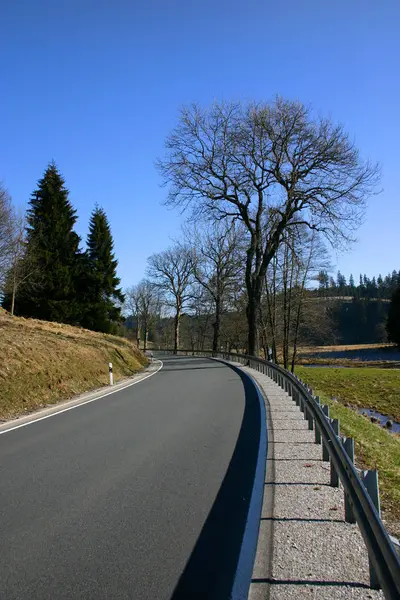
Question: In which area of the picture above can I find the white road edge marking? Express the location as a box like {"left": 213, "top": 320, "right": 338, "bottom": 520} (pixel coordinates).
{"left": 0, "top": 360, "right": 163, "bottom": 436}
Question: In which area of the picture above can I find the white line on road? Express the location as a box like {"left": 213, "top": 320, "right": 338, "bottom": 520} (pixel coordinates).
{"left": 0, "top": 360, "right": 163, "bottom": 436}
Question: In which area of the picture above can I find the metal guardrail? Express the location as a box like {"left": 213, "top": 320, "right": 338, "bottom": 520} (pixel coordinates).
{"left": 156, "top": 348, "right": 400, "bottom": 599}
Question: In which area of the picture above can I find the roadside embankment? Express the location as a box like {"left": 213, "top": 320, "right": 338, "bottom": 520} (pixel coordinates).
{"left": 0, "top": 309, "right": 147, "bottom": 420}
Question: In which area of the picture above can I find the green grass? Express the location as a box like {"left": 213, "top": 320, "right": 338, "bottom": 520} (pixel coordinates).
{"left": 295, "top": 366, "right": 400, "bottom": 421}
{"left": 296, "top": 366, "right": 400, "bottom": 537}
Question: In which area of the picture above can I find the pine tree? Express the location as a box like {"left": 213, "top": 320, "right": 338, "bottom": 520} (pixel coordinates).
{"left": 387, "top": 285, "right": 400, "bottom": 345}
{"left": 317, "top": 270, "right": 329, "bottom": 295}
{"left": 349, "top": 274, "right": 355, "bottom": 288}
{"left": 336, "top": 270, "right": 346, "bottom": 293}
{"left": 82, "top": 206, "right": 124, "bottom": 332}
{"left": 13, "top": 163, "right": 82, "bottom": 323}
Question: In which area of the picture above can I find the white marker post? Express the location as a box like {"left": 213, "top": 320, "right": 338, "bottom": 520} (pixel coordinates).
{"left": 109, "top": 362, "right": 114, "bottom": 385}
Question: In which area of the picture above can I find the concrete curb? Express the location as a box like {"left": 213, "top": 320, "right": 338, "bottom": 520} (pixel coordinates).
{"left": 210, "top": 358, "right": 268, "bottom": 600}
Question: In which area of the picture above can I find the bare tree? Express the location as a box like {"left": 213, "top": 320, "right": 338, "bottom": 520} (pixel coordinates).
{"left": 288, "top": 231, "right": 330, "bottom": 371}
{"left": 261, "top": 226, "right": 332, "bottom": 369}
{"left": 157, "top": 98, "right": 379, "bottom": 355}
{"left": 180, "top": 284, "right": 213, "bottom": 352}
{"left": 7, "top": 211, "right": 27, "bottom": 315}
{"left": 0, "top": 184, "right": 14, "bottom": 293}
{"left": 124, "top": 285, "right": 142, "bottom": 346}
{"left": 185, "top": 220, "right": 245, "bottom": 354}
{"left": 127, "top": 279, "right": 161, "bottom": 352}
{"left": 147, "top": 245, "right": 195, "bottom": 353}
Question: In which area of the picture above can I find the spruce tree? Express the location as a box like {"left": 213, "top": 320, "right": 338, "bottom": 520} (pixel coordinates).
{"left": 387, "top": 285, "right": 400, "bottom": 345}
{"left": 82, "top": 206, "right": 124, "bottom": 332}
{"left": 15, "top": 163, "right": 82, "bottom": 323}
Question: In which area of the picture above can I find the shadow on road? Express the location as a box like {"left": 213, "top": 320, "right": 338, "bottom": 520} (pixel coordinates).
{"left": 169, "top": 364, "right": 261, "bottom": 600}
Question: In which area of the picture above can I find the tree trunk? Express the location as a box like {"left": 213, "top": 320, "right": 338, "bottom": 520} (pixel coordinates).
{"left": 174, "top": 309, "right": 180, "bottom": 354}
{"left": 246, "top": 294, "right": 260, "bottom": 356}
{"left": 136, "top": 318, "right": 141, "bottom": 348}
{"left": 212, "top": 298, "right": 221, "bottom": 355}
{"left": 143, "top": 325, "right": 148, "bottom": 353}
{"left": 11, "top": 271, "right": 16, "bottom": 316}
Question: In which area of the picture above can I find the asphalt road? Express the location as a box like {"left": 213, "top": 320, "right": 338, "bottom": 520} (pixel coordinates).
{"left": 0, "top": 355, "right": 261, "bottom": 600}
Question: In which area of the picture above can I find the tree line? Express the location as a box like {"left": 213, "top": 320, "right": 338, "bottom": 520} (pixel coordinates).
{"left": 125, "top": 222, "right": 400, "bottom": 360}
{"left": 0, "top": 163, "right": 124, "bottom": 332}
{"left": 316, "top": 269, "right": 399, "bottom": 300}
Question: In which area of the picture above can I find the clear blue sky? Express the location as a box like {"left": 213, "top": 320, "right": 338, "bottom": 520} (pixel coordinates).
{"left": 1, "top": 0, "right": 399, "bottom": 287}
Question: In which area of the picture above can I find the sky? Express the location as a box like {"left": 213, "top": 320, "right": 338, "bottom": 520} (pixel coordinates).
{"left": 1, "top": 0, "right": 399, "bottom": 288}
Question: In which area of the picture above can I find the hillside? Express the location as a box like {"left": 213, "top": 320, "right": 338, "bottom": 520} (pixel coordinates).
{"left": 0, "top": 309, "right": 147, "bottom": 420}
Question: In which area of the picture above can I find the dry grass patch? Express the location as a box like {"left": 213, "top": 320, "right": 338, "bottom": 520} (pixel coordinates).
{"left": 0, "top": 309, "right": 147, "bottom": 420}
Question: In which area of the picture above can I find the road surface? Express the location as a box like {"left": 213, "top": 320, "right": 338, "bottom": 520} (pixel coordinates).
{"left": 0, "top": 355, "right": 262, "bottom": 600}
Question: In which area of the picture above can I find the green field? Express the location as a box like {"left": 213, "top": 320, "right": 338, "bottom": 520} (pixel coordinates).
{"left": 296, "top": 366, "right": 400, "bottom": 421}
{"left": 296, "top": 366, "right": 400, "bottom": 538}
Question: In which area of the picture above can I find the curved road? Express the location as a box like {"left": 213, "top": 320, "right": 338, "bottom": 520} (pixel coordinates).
{"left": 0, "top": 355, "right": 262, "bottom": 600}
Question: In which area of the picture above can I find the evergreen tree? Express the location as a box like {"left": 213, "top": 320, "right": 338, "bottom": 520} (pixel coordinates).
{"left": 349, "top": 274, "right": 355, "bottom": 289}
{"left": 336, "top": 270, "right": 346, "bottom": 293}
{"left": 377, "top": 274, "right": 383, "bottom": 297}
{"left": 11, "top": 163, "right": 82, "bottom": 323}
{"left": 359, "top": 274, "right": 365, "bottom": 297}
{"left": 387, "top": 285, "right": 400, "bottom": 345}
{"left": 82, "top": 206, "right": 124, "bottom": 332}
{"left": 317, "top": 270, "right": 329, "bottom": 295}
{"left": 371, "top": 276, "right": 377, "bottom": 298}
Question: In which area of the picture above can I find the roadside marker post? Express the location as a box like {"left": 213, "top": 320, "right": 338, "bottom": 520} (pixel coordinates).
{"left": 109, "top": 362, "right": 114, "bottom": 385}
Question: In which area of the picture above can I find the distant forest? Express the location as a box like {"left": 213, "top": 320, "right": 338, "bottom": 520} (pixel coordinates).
{"left": 125, "top": 269, "right": 399, "bottom": 351}
{"left": 314, "top": 270, "right": 399, "bottom": 300}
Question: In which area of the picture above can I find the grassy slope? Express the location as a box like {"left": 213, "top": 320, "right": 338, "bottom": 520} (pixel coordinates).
{"left": 296, "top": 366, "right": 400, "bottom": 420}
{"left": 0, "top": 309, "right": 148, "bottom": 420}
{"left": 296, "top": 366, "right": 400, "bottom": 538}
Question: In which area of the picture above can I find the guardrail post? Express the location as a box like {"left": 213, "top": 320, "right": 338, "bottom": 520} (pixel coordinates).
{"left": 303, "top": 402, "right": 309, "bottom": 421}
{"left": 330, "top": 419, "right": 340, "bottom": 487}
{"left": 362, "top": 470, "right": 381, "bottom": 518}
{"left": 362, "top": 470, "right": 381, "bottom": 589}
{"left": 301, "top": 394, "right": 308, "bottom": 418}
{"left": 322, "top": 405, "right": 330, "bottom": 461}
{"left": 343, "top": 437, "right": 356, "bottom": 523}
{"left": 307, "top": 404, "right": 314, "bottom": 430}
{"left": 314, "top": 397, "right": 322, "bottom": 444}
